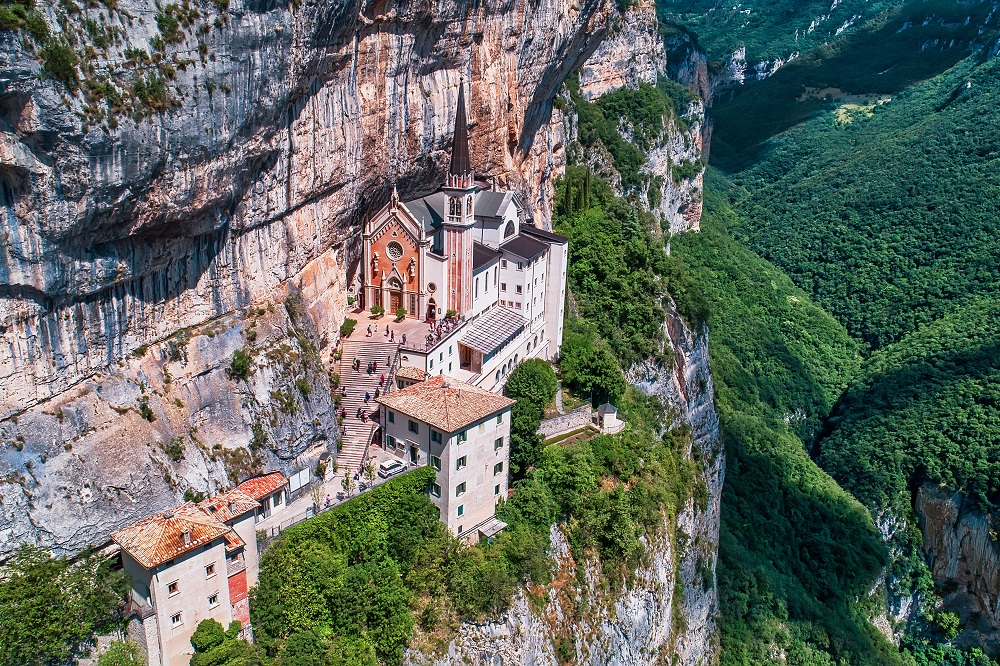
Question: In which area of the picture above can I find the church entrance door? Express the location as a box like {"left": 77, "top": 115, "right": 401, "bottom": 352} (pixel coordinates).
{"left": 427, "top": 298, "right": 437, "bottom": 321}
{"left": 389, "top": 291, "right": 402, "bottom": 314}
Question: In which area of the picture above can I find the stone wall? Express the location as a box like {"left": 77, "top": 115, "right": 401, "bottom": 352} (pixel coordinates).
{"left": 537, "top": 405, "right": 592, "bottom": 438}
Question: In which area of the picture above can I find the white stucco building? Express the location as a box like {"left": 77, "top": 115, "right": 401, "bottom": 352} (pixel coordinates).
{"left": 356, "top": 82, "right": 568, "bottom": 393}
{"left": 377, "top": 375, "right": 514, "bottom": 539}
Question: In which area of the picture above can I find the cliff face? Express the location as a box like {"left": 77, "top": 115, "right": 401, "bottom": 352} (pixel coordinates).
{"left": 916, "top": 485, "right": 1000, "bottom": 655}
{"left": 407, "top": 301, "right": 723, "bottom": 666}
{"left": 0, "top": 0, "right": 617, "bottom": 419}
{"left": 0, "top": 0, "right": 620, "bottom": 555}
{"left": 573, "top": 0, "right": 705, "bottom": 232}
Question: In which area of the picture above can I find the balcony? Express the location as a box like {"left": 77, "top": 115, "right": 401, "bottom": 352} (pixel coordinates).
{"left": 124, "top": 598, "right": 156, "bottom": 621}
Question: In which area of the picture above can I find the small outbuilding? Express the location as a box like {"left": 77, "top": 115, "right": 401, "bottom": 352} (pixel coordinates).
{"left": 597, "top": 403, "right": 624, "bottom": 434}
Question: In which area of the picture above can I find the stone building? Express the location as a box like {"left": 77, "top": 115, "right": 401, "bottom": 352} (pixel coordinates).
{"left": 358, "top": 83, "right": 568, "bottom": 392}
{"left": 377, "top": 375, "right": 514, "bottom": 539}
{"left": 112, "top": 474, "right": 287, "bottom": 666}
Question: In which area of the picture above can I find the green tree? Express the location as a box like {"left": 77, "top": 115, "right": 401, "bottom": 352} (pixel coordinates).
{"left": 96, "top": 641, "right": 145, "bottom": 666}
{"left": 325, "top": 636, "right": 376, "bottom": 666}
{"left": 276, "top": 630, "right": 324, "bottom": 666}
{"left": 504, "top": 359, "right": 557, "bottom": 409}
{"left": 189, "top": 619, "right": 266, "bottom": 666}
{"left": 508, "top": 401, "right": 543, "bottom": 475}
{"left": 0, "top": 546, "right": 127, "bottom": 666}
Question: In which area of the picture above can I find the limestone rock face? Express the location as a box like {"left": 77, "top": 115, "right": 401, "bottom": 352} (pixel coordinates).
{"left": 0, "top": 0, "right": 618, "bottom": 420}
{"left": 0, "top": 0, "right": 618, "bottom": 554}
{"left": 571, "top": 0, "right": 705, "bottom": 232}
{"left": 0, "top": 293, "right": 336, "bottom": 556}
{"left": 406, "top": 301, "right": 723, "bottom": 666}
{"left": 917, "top": 485, "right": 1000, "bottom": 655}
{"left": 578, "top": 0, "right": 666, "bottom": 102}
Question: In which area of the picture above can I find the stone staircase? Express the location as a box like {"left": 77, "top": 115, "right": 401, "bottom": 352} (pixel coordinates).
{"left": 335, "top": 338, "right": 400, "bottom": 475}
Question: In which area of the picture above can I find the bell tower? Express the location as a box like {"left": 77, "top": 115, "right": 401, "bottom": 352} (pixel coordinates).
{"left": 442, "top": 81, "right": 476, "bottom": 316}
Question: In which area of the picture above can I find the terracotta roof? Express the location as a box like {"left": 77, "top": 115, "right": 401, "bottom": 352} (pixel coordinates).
{"left": 378, "top": 375, "right": 514, "bottom": 433}
{"left": 199, "top": 489, "right": 259, "bottom": 523}
{"left": 395, "top": 365, "right": 428, "bottom": 382}
{"left": 111, "top": 503, "right": 231, "bottom": 569}
{"left": 235, "top": 472, "right": 287, "bottom": 501}
{"left": 223, "top": 530, "right": 246, "bottom": 553}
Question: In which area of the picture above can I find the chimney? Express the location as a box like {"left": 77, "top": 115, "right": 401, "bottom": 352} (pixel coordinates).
{"left": 181, "top": 528, "right": 191, "bottom": 545}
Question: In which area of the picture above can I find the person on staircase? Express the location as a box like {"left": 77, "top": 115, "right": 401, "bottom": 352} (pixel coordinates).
{"left": 374, "top": 387, "right": 380, "bottom": 400}
{"left": 379, "top": 374, "right": 385, "bottom": 386}
{"left": 364, "top": 391, "right": 371, "bottom": 404}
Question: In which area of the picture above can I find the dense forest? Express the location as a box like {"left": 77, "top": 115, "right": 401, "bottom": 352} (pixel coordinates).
{"left": 659, "top": 0, "right": 1000, "bottom": 662}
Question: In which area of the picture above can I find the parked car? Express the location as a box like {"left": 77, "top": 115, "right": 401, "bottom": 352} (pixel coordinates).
{"left": 378, "top": 459, "right": 407, "bottom": 479}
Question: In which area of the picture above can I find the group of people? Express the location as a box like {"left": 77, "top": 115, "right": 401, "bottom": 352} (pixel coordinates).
{"left": 365, "top": 323, "right": 407, "bottom": 345}
{"left": 422, "top": 318, "right": 459, "bottom": 350}
{"left": 352, "top": 358, "right": 381, "bottom": 374}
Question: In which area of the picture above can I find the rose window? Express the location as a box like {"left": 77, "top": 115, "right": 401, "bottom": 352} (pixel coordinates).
{"left": 386, "top": 241, "right": 404, "bottom": 261}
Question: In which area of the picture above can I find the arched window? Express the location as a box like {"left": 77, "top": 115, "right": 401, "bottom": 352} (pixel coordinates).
{"left": 495, "top": 370, "right": 501, "bottom": 383}
{"left": 503, "top": 221, "right": 515, "bottom": 238}
{"left": 387, "top": 277, "right": 402, "bottom": 290}
{"left": 514, "top": 354, "right": 519, "bottom": 365}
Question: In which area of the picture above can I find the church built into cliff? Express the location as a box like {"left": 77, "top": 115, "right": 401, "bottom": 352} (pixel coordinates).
{"left": 358, "top": 84, "right": 568, "bottom": 392}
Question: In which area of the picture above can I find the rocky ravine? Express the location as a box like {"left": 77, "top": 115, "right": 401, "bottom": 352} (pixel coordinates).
{"left": 0, "top": 0, "right": 623, "bottom": 555}
{"left": 407, "top": 301, "right": 723, "bottom": 666}
{"left": 574, "top": 0, "right": 705, "bottom": 233}
{"left": 916, "top": 485, "right": 1000, "bottom": 656}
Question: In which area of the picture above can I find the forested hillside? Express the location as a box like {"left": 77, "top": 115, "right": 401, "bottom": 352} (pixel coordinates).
{"left": 656, "top": 0, "right": 901, "bottom": 68}
{"left": 670, "top": 177, "right": 899, "bottom": 665}
{"left": 662, "top": 0, "right": 1000, "bottom": 661}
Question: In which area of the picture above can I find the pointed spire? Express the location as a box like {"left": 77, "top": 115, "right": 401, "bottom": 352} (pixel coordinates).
{"left": 449, "top": 80, "right": 471, "bottom": 182}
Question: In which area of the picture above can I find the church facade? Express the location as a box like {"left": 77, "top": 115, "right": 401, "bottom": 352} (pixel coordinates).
{"left": 358, "top": 85, "right": 568, "bottom": 392}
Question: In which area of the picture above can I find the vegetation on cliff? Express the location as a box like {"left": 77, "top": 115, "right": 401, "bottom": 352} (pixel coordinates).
{"left": 0, "top": 546, "right": 127, "bottom": 665}
{"left": 670, "top": 174, "right": 901, "bottom": 665}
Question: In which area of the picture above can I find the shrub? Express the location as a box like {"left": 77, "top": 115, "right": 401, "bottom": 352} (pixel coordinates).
{"left": 445, "top": 308, "right": 458, "bottom": 319}
{"left": 395, "top": 307, "right": 406, "bottom": 321}
{"left": 339, "top": 318, "right": 357, "bottom": 338}
{"left": 155, "top": 5, "right": 182, "bottom": 43}
{"left": 295, "top": 376, "right": 312, "bottom": 398}
{"left": 370, "top": 305, "right": 385, "bottom": 317}
{"left": 96, "top": 640, "right": 144, "bottom": 666}
{"left": 161, "top": 436, "right": 184, "bottom": 462}
{"left": 227, "top": 348, "right": 253, "bottom": 381}
{"left": 41, "top": 42, "right": 79, "bottom": 90}
{"left": 137, "top": 395, "right": 156, "bottom": 422}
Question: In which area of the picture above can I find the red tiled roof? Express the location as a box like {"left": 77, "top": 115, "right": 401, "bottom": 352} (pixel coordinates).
{"left": 235, "top": 472, "right": 287, "bottom": 501}
{"left": 395, "top": 365, "right": 428, "bottom": 382}
{"left": 223, "top": 530, "right": 246, "bottom": 553}
{"left": 377, "top": 375, "right": 514, "bottom": 433}
{"left": 111, "top": 503, "right": 231, "bottom": 569}
{"left": 199, "top": 489, "right": 259, "bottom": 523}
